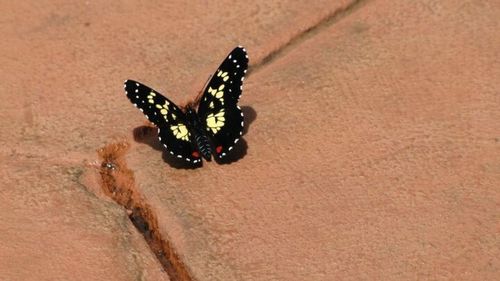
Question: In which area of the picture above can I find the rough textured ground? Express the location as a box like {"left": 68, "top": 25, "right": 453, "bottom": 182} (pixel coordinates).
{"left": 1, "top": 0, "right": 498, "bottom": 280}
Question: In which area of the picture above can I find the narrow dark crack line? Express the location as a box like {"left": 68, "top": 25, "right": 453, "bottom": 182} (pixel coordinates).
{"left": 248, "top": 0, "right": 370, "bottom": 76}
{"left": 97, "top": 142, "right": 194, "bottom": 281}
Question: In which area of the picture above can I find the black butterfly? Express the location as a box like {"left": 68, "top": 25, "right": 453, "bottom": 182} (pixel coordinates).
{"left": 124, "top": 46, "right": 249, "bottom": 164}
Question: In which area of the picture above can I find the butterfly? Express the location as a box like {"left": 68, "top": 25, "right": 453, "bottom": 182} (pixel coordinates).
{"left": 124, "top": 46, "right": 249, "bottom": 164}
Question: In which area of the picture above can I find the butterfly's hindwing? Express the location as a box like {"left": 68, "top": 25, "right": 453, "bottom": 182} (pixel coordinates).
{"left": 124, "top": 80, "right": 201, "bottom": 163}
{"left": 197, "top": 46, "right": 248, "bottom": 158}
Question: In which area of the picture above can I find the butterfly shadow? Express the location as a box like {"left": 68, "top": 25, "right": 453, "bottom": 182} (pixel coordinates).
{"left": 132, "top": 106, "right": 257, "bottom": 169}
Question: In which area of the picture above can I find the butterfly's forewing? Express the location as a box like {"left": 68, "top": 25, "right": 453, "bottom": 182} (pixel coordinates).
{"left": 197, "top": 46, "right": 248, "bottom": 158}
{"left": 124, "top": 80, "right": 201, "bottom": 163}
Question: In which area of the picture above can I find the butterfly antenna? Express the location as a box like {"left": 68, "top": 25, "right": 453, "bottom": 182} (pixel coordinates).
{"left": 193, "top": 74, "right": 213, "bottom": 106}
{"left": 180, "top": 74, "right": 212, "bottom": 112}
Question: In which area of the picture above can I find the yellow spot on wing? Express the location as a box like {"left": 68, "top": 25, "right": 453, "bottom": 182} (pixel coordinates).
{"left": 217, "top": 70, "right": 229, "bottom": 82}
{"left": 208, "top": 84, "right": 225, "bottom": 104}
{"left": 170, "top": 124, "right": 189, "bottom": 141}
{"left": 147, "top": 94, "right": 155, "bottom": 104}
{"left": 206, "top": 109, "right": 225, "bottom": 134}
{"left": 157, "top": 101, "right": 170, "bottom": 115}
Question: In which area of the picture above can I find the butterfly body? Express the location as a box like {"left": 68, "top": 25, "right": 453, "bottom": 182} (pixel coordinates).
{"left": 183, "top": 106, "right": 212, "bottom": 161}
{"left": 124, "top": 46, "right": 248, "bottom": 164}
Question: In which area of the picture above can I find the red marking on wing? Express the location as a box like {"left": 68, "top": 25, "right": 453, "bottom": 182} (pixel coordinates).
{"left": 216, "top": 146, "right": 223, "bottom": 154}
{"left": 192, "top": 151, "right": 200, "bottom": 158}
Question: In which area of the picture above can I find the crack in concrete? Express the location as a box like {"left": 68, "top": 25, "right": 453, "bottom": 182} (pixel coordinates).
{"left": 248, "top": 0, "right": 369, "bottom": 76}
{"left": 97, "top": 142, "right": 194, "bottom": 281}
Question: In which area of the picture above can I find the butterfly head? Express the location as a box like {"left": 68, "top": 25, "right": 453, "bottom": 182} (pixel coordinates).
{"left": 183, "top": 104, "right": 197, "bottom": 122}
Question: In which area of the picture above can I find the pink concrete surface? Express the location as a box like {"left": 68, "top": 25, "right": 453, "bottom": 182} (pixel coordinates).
{"left": 1, "top": 0, "right": 499, "bottom": 280}
{"left": 0, "top": 156, "right": 170, "bottom": 281}
{"left": 0, "top": 0, "right": 358, "bottom": 280}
